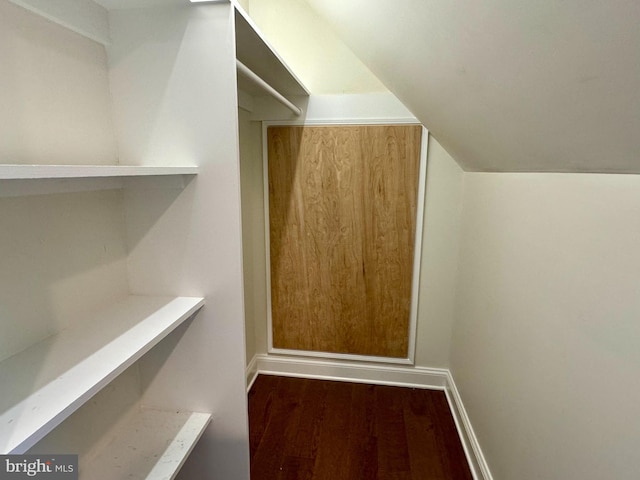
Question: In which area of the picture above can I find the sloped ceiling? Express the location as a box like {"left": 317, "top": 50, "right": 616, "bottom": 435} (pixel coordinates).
{"left": 303, "top": 0, "right": 640, "bottom": 173}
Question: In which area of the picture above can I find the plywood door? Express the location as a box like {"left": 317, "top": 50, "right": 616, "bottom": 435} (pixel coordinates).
{"left": 268, "top": 125, "right": 422, "bottom": 358}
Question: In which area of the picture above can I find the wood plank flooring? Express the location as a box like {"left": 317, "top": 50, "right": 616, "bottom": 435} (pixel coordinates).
{"left": 248, "top": 375, "right": 473, "bottom": 480}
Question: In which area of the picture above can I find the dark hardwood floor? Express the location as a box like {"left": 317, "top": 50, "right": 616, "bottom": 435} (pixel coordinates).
{"left": 248, "top": 375, "right": 473, "bottom": 480}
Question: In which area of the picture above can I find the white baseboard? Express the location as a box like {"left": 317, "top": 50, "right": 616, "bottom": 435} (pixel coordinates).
{"left": 254, "top": 353, "right": 447, "bottom": 389}
{"left": 444, "top": 371, "right": 494, "bottom": 480}
{"left": 246, "top": 355, "right": 258, "bottom": 392}
{"left": 246, "top": 353, "right": 492, "bottom": 480}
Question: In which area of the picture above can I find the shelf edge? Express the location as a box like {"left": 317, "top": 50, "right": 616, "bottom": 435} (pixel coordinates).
{"left": 146, "top": 411, "right": 211, "bottom": 480}
{"left": 0, "top": 165, "right": 199, "bottom": 180}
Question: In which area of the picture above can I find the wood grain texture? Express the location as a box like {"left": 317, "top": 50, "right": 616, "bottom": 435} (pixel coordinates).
{"left": 268, "top": 125, "right": 422, "bottom": 358}
{"left": 248, "top": 375, "right": 473, "bottom": 480}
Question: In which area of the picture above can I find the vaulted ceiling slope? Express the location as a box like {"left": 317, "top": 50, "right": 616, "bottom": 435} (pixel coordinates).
{"left": 303, "top": 0, "right": 640, "bottom": 173}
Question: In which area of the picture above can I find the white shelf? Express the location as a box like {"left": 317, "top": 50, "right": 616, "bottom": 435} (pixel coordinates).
{"left": 85, "top": 408, "right": 211, "bottom": 480}
{"left": 234, "top": 7, "right": 309, "bottom": 98}
{"left": 0, "top": 295, "right": 205, "bottom": 454}
{"left": 0, "top": 164, "right": 198, "bottom": 180}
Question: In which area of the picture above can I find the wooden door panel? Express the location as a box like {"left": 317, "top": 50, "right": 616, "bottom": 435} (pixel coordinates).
{"left": 268, "top": 125, "right": 421, "bottom": 358}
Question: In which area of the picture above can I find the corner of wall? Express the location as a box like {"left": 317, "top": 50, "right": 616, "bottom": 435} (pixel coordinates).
{"left": 414, "top": 137, "right": 465, "bottom": 368}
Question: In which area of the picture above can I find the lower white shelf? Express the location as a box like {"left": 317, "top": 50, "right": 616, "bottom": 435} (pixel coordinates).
{"left": 0, "top": 295, "right": 205, "bottom": 454}
{"left": 84, "top": 408, "right": 211, "bottom": 480}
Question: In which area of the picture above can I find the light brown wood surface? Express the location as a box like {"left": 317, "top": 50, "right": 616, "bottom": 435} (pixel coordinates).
{"left": 268, "top": 125, "right": 422, "bottom": 358}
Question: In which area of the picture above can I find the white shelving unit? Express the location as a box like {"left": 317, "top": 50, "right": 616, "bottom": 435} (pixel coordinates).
{"left": 0, "top": 296, "right": 205, "bottom": 454}
{"left": 1, "top": 1, "right": 309, "bottom": 477}
{"left": 85, "top": 408, "right": 211, "bottom": 480}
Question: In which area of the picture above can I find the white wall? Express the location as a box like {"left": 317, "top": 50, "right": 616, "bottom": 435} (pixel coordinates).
{"left": 451, "top": 172, "right": 640, "bottom": 479}
{"left": 246, "top": 0, "right": 387, "bottom": 94}
{"left": 7, "top": 0, "right": 111, "bottom": 45}
{"left": 235, "top": 0, "right": 250, "bottom": 12}
{"left": 0, "top": 190, "right": 129, "bottom": 363}
{"left": 415, "top": 140, "right": 464, "bottom": 367}
{"left": 0, "top": 0, "right": 117, "bottom": 165}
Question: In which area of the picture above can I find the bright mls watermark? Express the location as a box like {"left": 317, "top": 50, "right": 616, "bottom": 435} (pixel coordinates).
{"left": 0, "top": 455, "right": 77, "bottom": 479}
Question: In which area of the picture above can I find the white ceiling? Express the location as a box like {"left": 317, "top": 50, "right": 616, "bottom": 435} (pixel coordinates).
{"left": 303, "top": 0, "right": 640, "bottom": 173}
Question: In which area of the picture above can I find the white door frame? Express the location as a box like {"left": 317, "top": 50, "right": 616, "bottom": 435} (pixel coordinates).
{"left": 262, "top": 117, "right": 429, "bottom": 366}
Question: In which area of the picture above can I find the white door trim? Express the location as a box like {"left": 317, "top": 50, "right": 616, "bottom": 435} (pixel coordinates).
{"left": 262, "top": 119, "right": 428, "bottom": 365}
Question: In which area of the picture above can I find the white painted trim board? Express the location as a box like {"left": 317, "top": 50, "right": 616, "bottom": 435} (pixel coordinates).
{"left": 444, "top": 372, "right": 494, "bottom": 480}
{"left": 246, "top": 355, "right": 258, "bottom": 392}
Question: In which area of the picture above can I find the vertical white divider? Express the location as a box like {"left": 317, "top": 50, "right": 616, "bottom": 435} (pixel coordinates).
{"left": 107, "top": 4, "right": 250, "bottom": 478}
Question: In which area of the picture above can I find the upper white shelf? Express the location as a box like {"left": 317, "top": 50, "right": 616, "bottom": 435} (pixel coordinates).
{"left": 0, "top": 295, "right": 205, "bottom": 454}
{"left": 234, "top": 7, "right": 309, "bottom": 98}
{"left": 0, "top": 165, "right": 198, "bottom": 180}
